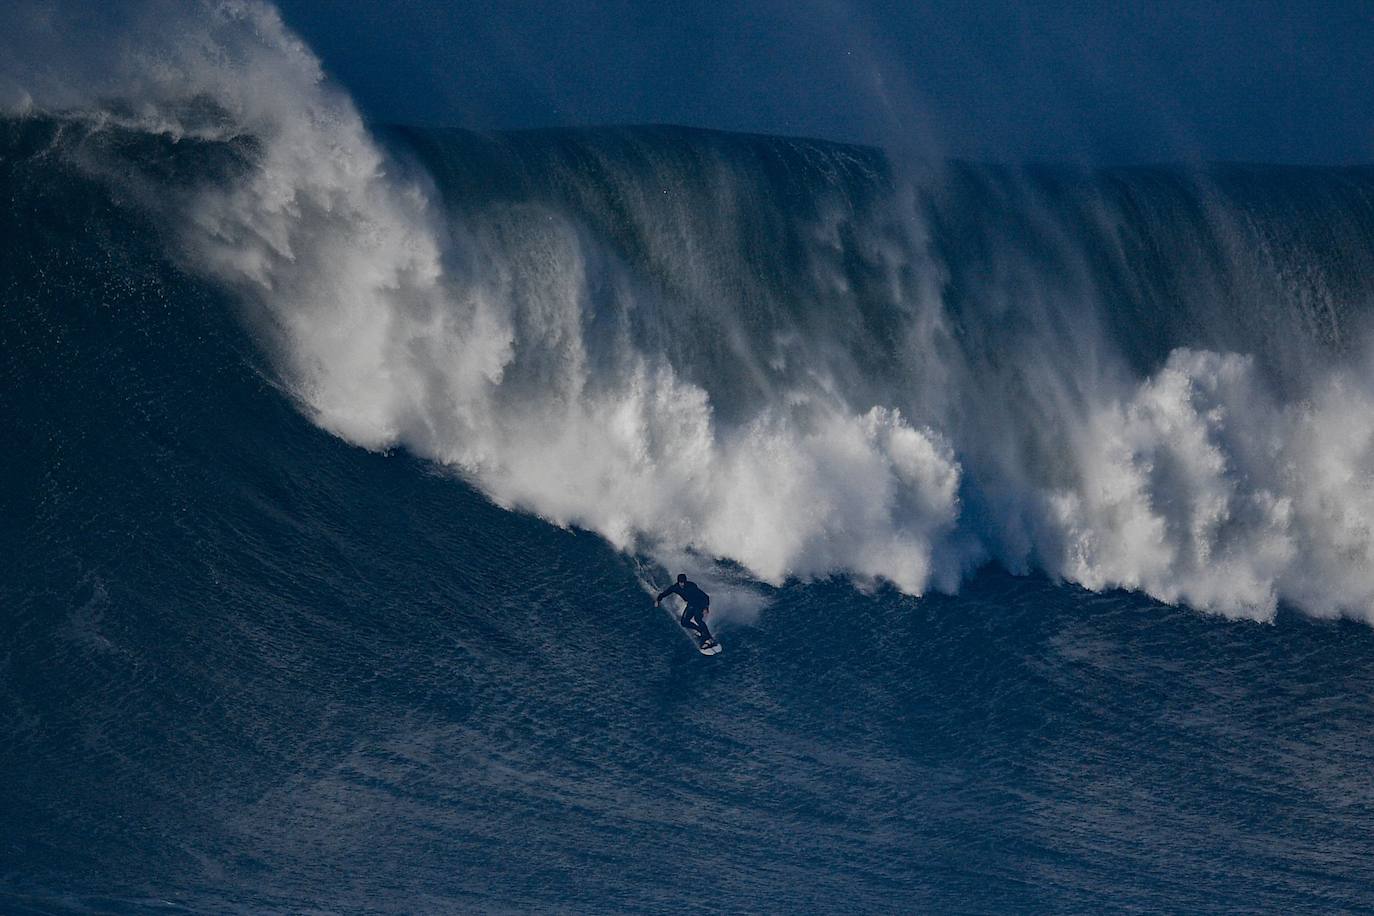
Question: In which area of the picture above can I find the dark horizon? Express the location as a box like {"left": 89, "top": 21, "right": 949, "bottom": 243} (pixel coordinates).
{"left": 277, "top": 0, "right": 1374, "bottom": 167}
{"left": 375, "top": 118, "right": 1374, "bottom": 171}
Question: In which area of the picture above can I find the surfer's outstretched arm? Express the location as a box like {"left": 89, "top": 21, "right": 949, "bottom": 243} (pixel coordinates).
{"left": 654, "top": 583, "right": 681, "bottom": 606}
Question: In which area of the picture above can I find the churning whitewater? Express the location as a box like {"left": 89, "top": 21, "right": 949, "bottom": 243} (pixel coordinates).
{"left": 9, "top": 0, "right": 1374, "bottom": 623}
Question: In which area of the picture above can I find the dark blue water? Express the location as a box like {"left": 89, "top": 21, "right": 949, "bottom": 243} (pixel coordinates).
{"left": 7, "top": 104, "right": 1374, "bottom": 910}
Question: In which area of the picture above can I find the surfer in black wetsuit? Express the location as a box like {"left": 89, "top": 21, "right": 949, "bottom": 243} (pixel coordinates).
{"left": 655, "top": 574, "right": 716, "bottom": 648}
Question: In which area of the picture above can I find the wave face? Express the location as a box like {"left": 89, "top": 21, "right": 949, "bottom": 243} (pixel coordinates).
{"left": 9, "top": 3, "right": 1374, "bottom": 910}
{"left": 391, "top": 126, "right": 1374, "bottom": 621}
{"left": 11, "top": 0, "right": 1374, "bottom": 622}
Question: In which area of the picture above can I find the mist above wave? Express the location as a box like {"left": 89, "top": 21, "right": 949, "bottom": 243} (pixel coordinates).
{"left": 9, "top": 0, "right": 1374, "bottom": 623}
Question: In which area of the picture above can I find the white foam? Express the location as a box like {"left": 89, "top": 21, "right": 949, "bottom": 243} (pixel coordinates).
{"left": 1042, "top": 348, "right": 1374, "bottom": 621}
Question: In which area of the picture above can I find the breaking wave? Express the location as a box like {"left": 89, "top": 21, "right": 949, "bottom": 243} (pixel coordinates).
{"left": 9, "top": 0, "right": 1374, "bottom": 622}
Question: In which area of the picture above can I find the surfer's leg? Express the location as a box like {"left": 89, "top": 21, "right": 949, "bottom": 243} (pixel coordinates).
{"left": 680, "top": 607, "right": 706, "bottom": 640}
{"left": 690, "top": 607, "right": 713, "bottom": 642}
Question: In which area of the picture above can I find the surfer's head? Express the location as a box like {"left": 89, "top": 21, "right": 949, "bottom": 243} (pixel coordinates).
{"left": 677, "top": 573, "right": 687, "bottom": 584}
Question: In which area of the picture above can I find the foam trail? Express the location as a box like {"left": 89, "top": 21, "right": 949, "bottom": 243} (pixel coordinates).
{"left": 11, "top": 1, "right": 1374, "bottom": 623}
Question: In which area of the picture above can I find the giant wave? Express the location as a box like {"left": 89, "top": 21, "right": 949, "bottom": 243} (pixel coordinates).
{"left": 8, "top": 0, "right": 1374, "bottom": 624}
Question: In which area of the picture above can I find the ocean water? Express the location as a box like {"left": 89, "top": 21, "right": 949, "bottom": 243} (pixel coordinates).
{"left": 6, "top": 3, "right": 1374, "bottom": 911}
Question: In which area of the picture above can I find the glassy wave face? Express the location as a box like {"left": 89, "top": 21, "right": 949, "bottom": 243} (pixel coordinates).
{"left": 7, "top": 2, "right": 1374, "bottom": 910}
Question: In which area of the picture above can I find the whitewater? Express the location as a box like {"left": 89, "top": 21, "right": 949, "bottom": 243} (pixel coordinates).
{"left": 7, "top": 1, "right": 1374, "bottom": 911}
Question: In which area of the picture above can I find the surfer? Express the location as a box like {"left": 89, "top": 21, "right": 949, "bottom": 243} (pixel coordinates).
{"left": 655, "top": 574, "right": 716, "bottom": 649}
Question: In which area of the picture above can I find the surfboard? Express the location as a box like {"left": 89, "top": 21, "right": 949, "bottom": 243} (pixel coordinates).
{"left": 698, "top": 639, "right": 723, "bottom": 656}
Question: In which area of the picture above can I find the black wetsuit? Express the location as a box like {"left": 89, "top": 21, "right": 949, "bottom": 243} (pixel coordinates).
{"left": 656, "top": 580, "right": 713, "bottom": 644}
